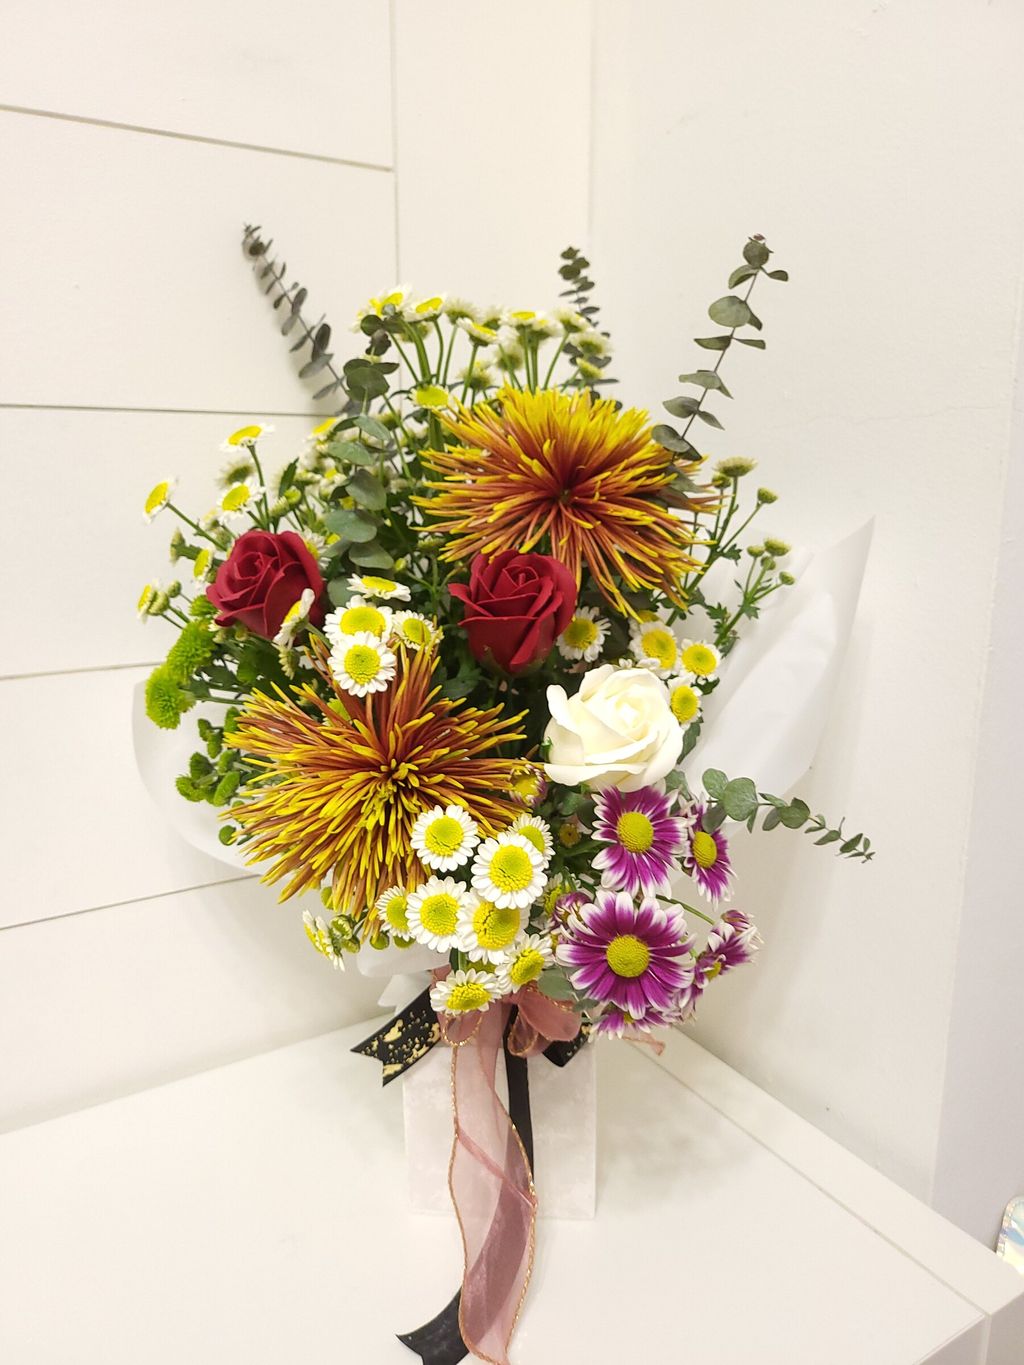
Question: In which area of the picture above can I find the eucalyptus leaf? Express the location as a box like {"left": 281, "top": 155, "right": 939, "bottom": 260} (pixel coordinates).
{"left": 742, "top": 239, "right": 770, "bottom": 267}
{"left": 763, "top": 807, "right": 782, "bottom": 831}
{"left": 766, "top": 269, "right": 789, "bottom": 281}
{"left": 678, "top": 371, "right": 732, "bottom": 397}
{"left": 327, "top": 577, "right": 354, "bottom": 608}
{"left": 728, "top": 264, "right": 759, "bottom": 288}
{"left": 702, "top": 768, "right": 727, "bottom": 799}
{"left": 346, "top": 468, "right": 387, "bottom": 510}
{"left": 735, "top": 338, "right": 767, "bottom": 349}
{"left": 695, "top": 409, "right": 724, "bottom": 429}
{"left": 663, "top": 395, "right": 700, "bottom": 418}
{"left": 695, "top": 335, "right": 732, "bottom": 350}
{"left": 353, "top": 414, "right": 391, "bottom": 445}
{"left": 779, "top": 799, "right": 811, "bottom": 829}
{"left": 299, "top": 354, "right": 332, "bottom": 379}
{"left": 350, "top": 541, "right": 395, "bottom": 569}
{"left": 537, "top": 970, "right": 577, "bottom": 1001}
{"left": 708, "top": 295, "right": 752, "bottom": 328}
{"left": 323, "top": 508, "right": 378, "bottom": 543}
{"left": 323, "top": 439, "right": 376, "bottom": 467}
{"left": 702, "top": 803, "right": 727, "bottom": 833}
{"left": 721, "top": 777, "right": 759, "bottom": 821}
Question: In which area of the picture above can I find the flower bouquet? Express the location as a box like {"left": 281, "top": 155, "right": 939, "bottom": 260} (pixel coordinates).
{"left": 137, "top": 231, "right": 870, "bottom": 1364}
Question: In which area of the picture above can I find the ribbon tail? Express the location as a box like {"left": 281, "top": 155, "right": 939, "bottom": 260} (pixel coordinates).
{"left": 397, "top": 1290, "right": 467, "bottom": 1365}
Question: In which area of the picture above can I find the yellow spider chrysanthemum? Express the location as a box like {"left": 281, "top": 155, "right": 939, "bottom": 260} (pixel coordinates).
{"left": 226, "top": 643, "right": 526, "bottom": 928}
{"left": 417, "top": 385, "right": 708, "bottom": 615}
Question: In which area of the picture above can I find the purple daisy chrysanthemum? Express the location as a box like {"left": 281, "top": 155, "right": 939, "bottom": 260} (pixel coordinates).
{"left": 556, "top": 890, "right": 695, "bottom": 1022}
{"left": 698, "top": 908, "right": 761, "bottom": 978}
{"left": 592, "top": 785, "right": 686, "bottom": 897}
{"left": 680, "top": 803, "right": 733, "bottom": 901}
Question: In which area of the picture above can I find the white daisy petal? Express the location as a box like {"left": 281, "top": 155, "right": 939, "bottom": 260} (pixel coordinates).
{"left": 411, "top": 804, "right": 480, "bottom": 872}
{"left": 406, "top": 877, "right": 472, "bottom": 953}
{"left": 455, "top": 893, "right": 528, "bottom": 965}
{"left": 430, "top": 968, "right": 498, "bottom": 1016}
{"left": 328, "top": 632, "right": 396, "bottom": 697}
{"left": 470, "top": 832, "right": 546, "bottom": 910}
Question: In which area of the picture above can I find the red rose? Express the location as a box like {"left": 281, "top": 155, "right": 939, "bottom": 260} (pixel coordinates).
{"left": 449, "top": 551, "right": 577, "bottom": 674}
{"left": 207, "top": 530, "right": 325, "bottom": 640}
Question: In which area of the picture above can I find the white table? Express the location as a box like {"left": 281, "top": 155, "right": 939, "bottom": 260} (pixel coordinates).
{"left": 2, "top": 1020, "right": 1021, "bottom": 1364}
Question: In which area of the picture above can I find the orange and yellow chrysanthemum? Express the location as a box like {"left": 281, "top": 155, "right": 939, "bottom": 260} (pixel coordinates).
{"left": 417, "top": 385, "right": 706, "bottom": 615}
{"left": 226, "top": 643, "right": 526, "bottom": 926}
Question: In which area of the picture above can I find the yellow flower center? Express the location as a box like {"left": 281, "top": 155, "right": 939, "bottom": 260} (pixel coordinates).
{"left": 472, "top": 900, "right": 521, "bottom": 951}
{"left": 563, "top": 617, "right": 598, "bottom": 650}
{"left": 221, "top": 484, "right": 251, "bottom": 512}
{"left": 509, "top": 310, "right": 536, "bottom": 323}
{"left": 193, "top": 549, "right": 212, "bottom": 580}
{"left": 399, "top": 617, "right": 433, "bottom": 646}
{"left": 640, "top": 627, "right": 678, "bottom": 670}
{"left": 557, "top": 821, "right": 581, "bottom": 848}
{"left": 343, "top": 643, "right": 382, "bottom": 686}
{"left": 423, "top": 816, "right": 465, "bottom": 857}
{"left": 509, "top": 949, "right": 546, "bottom": 987}
{"left": 311, "top": 417, "right": 337, "bottom": 439}
{"left": 137, "top": 584, "right": 156, "bottom": 612}
{"left": 616, "top": 811, "right": 655, "bottom": 853}
{"left": 516, "top": 823, "right": 548, "bottom": 855}
{"left": 511, "top": 770, "right": 542, "bottom": 803}
{"left": 418, "top": 893, "right": 460, "bottom": 938}
{"left": 487, "top": 845, "right": 534, "bottom": 893}
{"left": 340, "top": 605, "right": 387, "bottom": 636}
{"left": 383, "top": 893, "right": 409, "bottom": 936}
{"left": 670, "top": 684, "right": 700, "bottom": 725}
{"left": 605, "top": 934, "right": 651, "bottom": 979}
{"left": 682, "top": 643, "right": 717, "bottom": 677}
{"left": 144, "top": 482, "right": 171, "bottom": 516}
{"left": 415, "top": 297, "right": 444, "bottom": 315}
{"left": 692, "top": 830, "right": 719, "bottom": 868}
{"left": 446, "top": 981, "right": 492, "bottom": 1012}
{"left": 361, "top": 576, "right": 398, "bottom": 594}
{"left": 413, "top": 385, "right": 449, "bottom": 409}
{"left": 226, "top": 425, "right": 262, "bottom": 445}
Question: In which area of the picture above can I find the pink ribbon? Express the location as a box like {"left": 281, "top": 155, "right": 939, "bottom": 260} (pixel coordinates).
{"left": 442, "top": 993, "right": 582, "bottom": 1364}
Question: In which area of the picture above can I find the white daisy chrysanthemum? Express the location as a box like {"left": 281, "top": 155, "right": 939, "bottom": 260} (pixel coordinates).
{"left": 430, "top": 968, "right": 499, "bottom": 1017}
{"left": 218, "top": 479, "right": 265, "bottom": 530}
{"left": 556, "top": 606, "right": 609, "bottom": 663}
{"left": 307, "top": 416, "right": 342, "bottom": 447}
{"left": 457, "top": 358, "right": 499, "bottom": 391}
{"left": 191, "top": 547, "right": 214, "bottom": 584}
{"left": 456, "top": 317, "right": 501, "bottom": 346}
{"left": 628, "top": 611, "right": 686, "bottom": 678}
{"left": 552, "top": 305, "right": 588, "bottom": 333}
{"left": 407, "top": 294, "right": 446, "bottom": 323}
{"left": 668, "top": 680, "right": 702, "bottom": 728}
{"left": 503, "top": 309, "right": 560, "bottom": 338}
{"left": 572, "top": 329, "right": 611, "bottom": 357}
{"left": 495, "top": 933, "right": 555, "bottom": 992}
{"left": 272, "top": 588, "right": 316, "bottom": 648}
{"left": 455, "top": 893, "right": 527, "bottom": 965}
{"left": 346, "top": 574, "right": 411, "bottom": 602}
{"left": 510, "top": 813, "right": 553, "bottom": 864}
{"left": 354, "top": 285, "right": 409, "bottom": 328}
{"left": 410, "top": 804, "right": 480, "bottom": 872}
{"left": 392, "top": 610, "right": 440, "bottom": 652}
{"left": 143, "top": 478, "right": 177, "bottom": 523}
{"left": 678, "top": 639, "right": 721, "bottom": 683}
{"left": 219, "top": 423, "right": 273, "bottom": 455}
{"left": 443, "top": 296, "right": 482, "bottom": 323}
{"left": 137, "top": 582, "right": 159, "bottom": 620}
{"left": 324, "top": 598, "right": 394, "bottom": 644}
{"left": 329, "top": 632, "right": 397, "bottom": 698}
{"left": 302, "top": 910, "right": 345, "bottom": 971}
{"left": 406, "top": 876, "right": 473, "bottom": 953}
{"left": 217, "top": 449, "right": 256, "bottom": 490}
{"left": 470, "top": 832, "right": 546, "bottom": 911}
{"left": 375, "top": 886, "right": 413, "bottom": 942}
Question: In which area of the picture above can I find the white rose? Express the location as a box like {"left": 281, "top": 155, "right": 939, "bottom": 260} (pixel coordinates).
{"left": 543, "top": 664, "right": 684, "bottom": 791}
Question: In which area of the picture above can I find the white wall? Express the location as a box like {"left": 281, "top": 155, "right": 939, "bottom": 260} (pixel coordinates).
{"left": 589, "top": 0, "right": 1024, "bottom": 1226}
{"left": 0, "top": 1, "right": 399, "bottom": 1130}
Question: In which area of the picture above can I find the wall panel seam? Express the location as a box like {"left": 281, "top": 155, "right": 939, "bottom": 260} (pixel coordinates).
{"left": 1, "top": 661, "right": 160, "bottom": 682}
{"left": 0, "top": 403, "right": 328, "bottom": 419}
{"left": 0, "top": 103, "right": 392, "bottom": 172}
{"left": 0, "top": 875, "right": 256, "bottom": 934}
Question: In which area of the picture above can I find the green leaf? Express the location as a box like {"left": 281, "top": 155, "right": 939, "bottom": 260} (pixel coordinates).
{"left": 728, "top": 264, "right": 759, "bottom": 288}
{"left": 708, "top": 295, "right": 752, "bottom": 328}
{"left": 743, "top": 239, "right": 770, "bottom": 267}
{"left": 779, "top": 799, "right": 811, "bottom": 829}
{"left": 323, "top": 508, "right": 378, "bottom": 543}
{"left": 276, "top": 459, "right": 298, "bottom": 496}
{"left": 840, "top": 834, "right": 863, "bottom": 854}
{"left": 766, "top": 269, "right": 789, "bottom": 281}
{"left": 663, "top": 395, "right": 700, "bottom": 418}
{"left": 695, "top": 409, "right": 724, "bottom": 429}
{"left": 763, "top": 807, "right": 782, "bottom": 831}
{"left": 815, "top": 830, "right": 842, "bottom": 845}
{"left": 694, "top": 335, "right": 732, "bottom": 350}
{"left": 702, "top": 768, "right": 728, "bottom": 799}
{"left": 652, "top": 424, "right": 698, "bottom": 456}
{"left": 299, "top": 354, "right": 332, "bottom": 380}
{"left": 352, "top": 414, "right": 391, "bottom": 445}
{"left": 537, "top": 970, "right": 578, "bottom": 1001}
{"left": 349, "top": 541, "right": 395, "bottom": 570}
{"left": 721, "top": 777, "right": 759, "bottom": 821}
{"left": 327, "top": 578, "right": 355, "bottom": 608}
{"left": 345, "top": 469, "right": 387, "bottom": 510}
{"left": 735, "top": 337, "right": 766, "bottom": 349}
{"left": 678, "top": 371, "right": 732, "bottom": 398}
{"left": 702, "top": 803, "right": 727, "bottom": 833}
{"left": 322, "top": 438, "right": 377, "bottom": 467}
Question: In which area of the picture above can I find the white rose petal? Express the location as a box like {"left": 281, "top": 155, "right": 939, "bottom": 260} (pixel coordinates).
{"left": 542, "top": 664, "right": 684, "bottom": 791}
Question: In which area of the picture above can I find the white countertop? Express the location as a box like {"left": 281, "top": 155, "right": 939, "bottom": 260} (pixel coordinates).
{"left": 2, "top": 1019, "right": 1021, "bottom": 1365}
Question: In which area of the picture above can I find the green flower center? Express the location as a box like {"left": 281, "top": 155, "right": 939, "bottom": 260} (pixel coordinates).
{"left": 509, "top": 949, "right": 545, "bottom": 987}
{"left": 343, "top": 644, "right": 382, "bottom": 687}
{"left": 640, "top": 627, "right": 678, "bottom": 669}
{"left": 692, "top": 830, "right": 718, "bottom": 869}
{"left": 340, "top": 604, "right": 387, "bottom": 636}
{"left": 383, "top": 893, "right": 409, "bottom": 936}
{"left": 563, "top": 617, "right": 598, "bottom": 649}
{"left": 605, "top": 934, "right": 651, "bottom": 979}
{"left": 682, "top": 643, "right": 716, "bottom": 677}
{"left": 616, "top": 811, "right": 655, "bottom": 853}
{"left": 419, "top": 893, "right": 460, "bottom": 938}
{"left": 487, "top": 845, "right": 534, "bottom": 893}
{"left": 472, "top": 900, "right": 521, "bottom": 951}
{"left": 446, "top": 982, "right": 491, "bottom": 1012}
{"left": 670, "top": 685, "right": 699, "bottom": 724}
{"left": 423, "top": 816, "right": 465, "bottom": 857}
